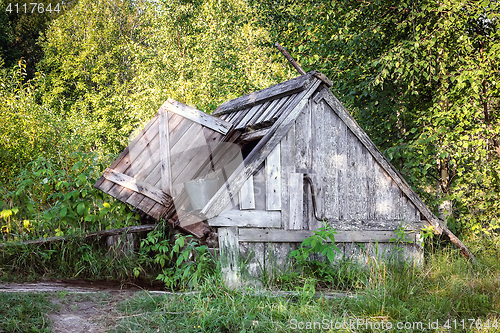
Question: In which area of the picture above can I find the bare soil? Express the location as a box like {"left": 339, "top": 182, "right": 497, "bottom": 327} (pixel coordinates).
{"left": 0, "top": 279, "right": 163, "bottom": 332}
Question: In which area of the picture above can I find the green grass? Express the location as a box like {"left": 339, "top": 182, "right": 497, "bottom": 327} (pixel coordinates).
{"left": 0, "top": 293, "right": 54, "bottom": 332}
{"left": 112, "top": 247, "right": 500, "bottom": 333}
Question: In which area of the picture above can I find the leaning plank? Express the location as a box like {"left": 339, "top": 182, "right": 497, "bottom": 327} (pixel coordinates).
{"left": 102, "top": 168, "right": 168, "bottom": 205}
{"left": 207, "top": 210, "right": 281, "bottom": 228}
{"left": 201, "top": 78, "right": 322, "bottom": 219}
{"left": 159, "top": 107, "right": 172, "bottom": 195}
{"left": 0, "top": 225, "right": 157, "bottom": 248}
{"left": 213, "top": 73, "right": 314, "bottom": 115}
{"left": 238, "top": 229, "right": 418, "bottom": 243}
{"left": 164, "top": 99, "right": 232, "bottom": 135}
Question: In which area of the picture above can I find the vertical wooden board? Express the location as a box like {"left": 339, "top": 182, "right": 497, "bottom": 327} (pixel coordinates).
{"left": 239, "top": 242, "right": 264, "bottom": 287}
{"left": 219, "top": 227, "right": 240, "bottom": 289}
{"left": 311, "top": 99, "right": 325, "bottom": 230}
{"left": 280, "top": 124, "right": 295, "bottom": 229}
{"left": 252, "top": 164, "right": 266, "bottom": 211}
{"left": 159, "top": 108, "right": 172, "bottom": 195}
{"left": 321, "top": 101, "right": 341, "bottom": 220}
{"left": 289, "top": 172, "right": 303, "bottom": 230}
{"left": 239, "top": 175, "right": 256, "bottom": 210}
{"left": 365, "top": 151, "right": 377, "bottom": 220}
{"left": 266, "top": 144, "right": 281, "bottom": 211}
{"left": 346, "top": 129, "right": 369, "bottom": 220}
{"left": 294, "top": 100, "right": 312, "bottom": 170}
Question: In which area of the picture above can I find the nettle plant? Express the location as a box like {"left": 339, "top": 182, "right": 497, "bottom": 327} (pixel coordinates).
{"left": 0, "top": 151, "right": 138, "bottom": 240}
{"left": 139, "top": 227, "right": 216, "bottom": 290}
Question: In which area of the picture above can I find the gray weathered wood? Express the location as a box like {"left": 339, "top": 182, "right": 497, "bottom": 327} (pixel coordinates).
{"left": 207, "top": 210, "right": 280, "bottom": 228}
{"left": 103, "top": 168, "right": 168, "bottom": 205}
{"left": 288, "top": 172, "right": 303, "bottom": 230}
{"left": 238, "top": 229, "right": 418, "bottom": 243}
{"left": 159, "top": 107, "right": 172, "bottom": 195}
{"left": 201, "top": 79, "right": 322, "bottom": 219}
{"left": 239, "top": 127, "right": 271, "bottom": 142}
{"left": 213, "top": 73, "right": 314, "bottom": 115}
{"left": 265, "top": 144, "right": 281, "bottom": 211}
{"left": 239, "top": 175, "right": 256, "bottom": 210}
{"left": 239, "top": 242, "right": 264, "bottom": 287}
{"left": 317, "top": 90, "right": 444, "bottom": 233}
{"left": 280, "top": 124, "right": 295, "bottom": 229}
{"left": 165, "top": 99, "right": 232, "bottom": 135}
{"left": 263, "top": 94, "right": 292, "bottom": 124}
{"left": 219, "top": 227, "right": 240, "bottom": 288}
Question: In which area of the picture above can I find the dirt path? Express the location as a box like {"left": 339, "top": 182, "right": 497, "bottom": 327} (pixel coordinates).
{"left": 0, "top": 280, "right": 162, "bottom": 333}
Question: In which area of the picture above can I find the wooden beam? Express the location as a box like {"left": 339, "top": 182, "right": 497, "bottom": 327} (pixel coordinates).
{"left": 158, "top": 107, "right": 172, "bottom": 195}
{"left": 207, "top": 210, "right": 281, "bottom": 228}
{"left": 239, "top": 128, "right": 270, "bottom": 142}
{"left": 213, "top": 73, "right": 315, "bottom": 116}
{"left": 201, "top": 79, "right": 322, "bottom": 219}
{"left": 238, "top": 229, "right": 419, "bottom": 243}
{"left": 102, "top": 168, "right": 169, "bottom": 205}
{"left": 164, "top": 99, "right": 232, "bottom": 135}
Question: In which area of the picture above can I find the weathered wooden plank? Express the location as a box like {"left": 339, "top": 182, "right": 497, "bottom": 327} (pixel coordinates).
{"left": 208, "top": 210, "right": 280, "bottom": 227}
{"left": 262, "top": 95, "right": 291, "bottom": 124}
{"left": 201, "top": 79, "right": 322, "bottom": 219}
{"left": 219, "top": 227, "right": 240, "bottom": 288}
{"left": 254, "top": 98, "right": 280, "bottom": 125}
{"left": 246, "top": 101, "right": 272, "bottom": 128}
{"left": 239, "top": 175, "right": 256, "bottom": 210}
{"left": 238, "top": 229, "right": 418, "bottom": 243}
{"left": 239, "top": 242, "right": 264, "bottom": 287}
{"left": 346, "top": 124, "right": 369, "bottom": 220}
{"left": 265, "top": 144, "right": 281, "bottom": 211}
{"left": 289, "top": 172, "right": 303, "bottom": 230}
{"left": 294, "top": 100, "right": 312, "bottom": 170}
{"left": 159, "top": 107, "right": 172, "bottom": 195}
{"left": 164, "top": 99, "right": 232, "bottom": 135}
{"left": 214, "top": 73, "right": 314, "bottom": 115}
{"left": 318, "top": 90, "right": 444, "bottom": 233}
{"left": 310, "top": 96, "right": 326, "bottom": 229}
{"left": 239, "top": 127, "right": 271, "bottom": 142}
{"left": 280, "top": 124, "right": 295, "bottom": 229}
{"left": 102, "top": 168, "right": 168, "bottom": 205}
{"left": 235, "top": 104, "right": 259, "bottom": 130}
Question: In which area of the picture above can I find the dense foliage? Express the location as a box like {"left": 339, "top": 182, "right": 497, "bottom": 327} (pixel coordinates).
{"left": 256, "top": 0, "right": 500, "bottom": 235}
{"left": 0, "top": 0, "right": 499, "bottom": 246}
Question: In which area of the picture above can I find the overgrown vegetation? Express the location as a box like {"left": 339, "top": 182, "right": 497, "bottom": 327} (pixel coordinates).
{"left": 0, "top": 292, "right": 54, "bottom": 332}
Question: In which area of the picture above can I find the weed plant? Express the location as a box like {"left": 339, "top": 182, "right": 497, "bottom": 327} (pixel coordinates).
{"left": 0, "top": 293, "right": 54, "bottom": 332}
{"left": 113, "top": 243, "right": 500, "bottom": 332}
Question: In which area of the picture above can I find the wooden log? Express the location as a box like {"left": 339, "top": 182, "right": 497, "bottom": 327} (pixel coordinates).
{"left": 0, "top": 224, "right": 157, "bottom": 248}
